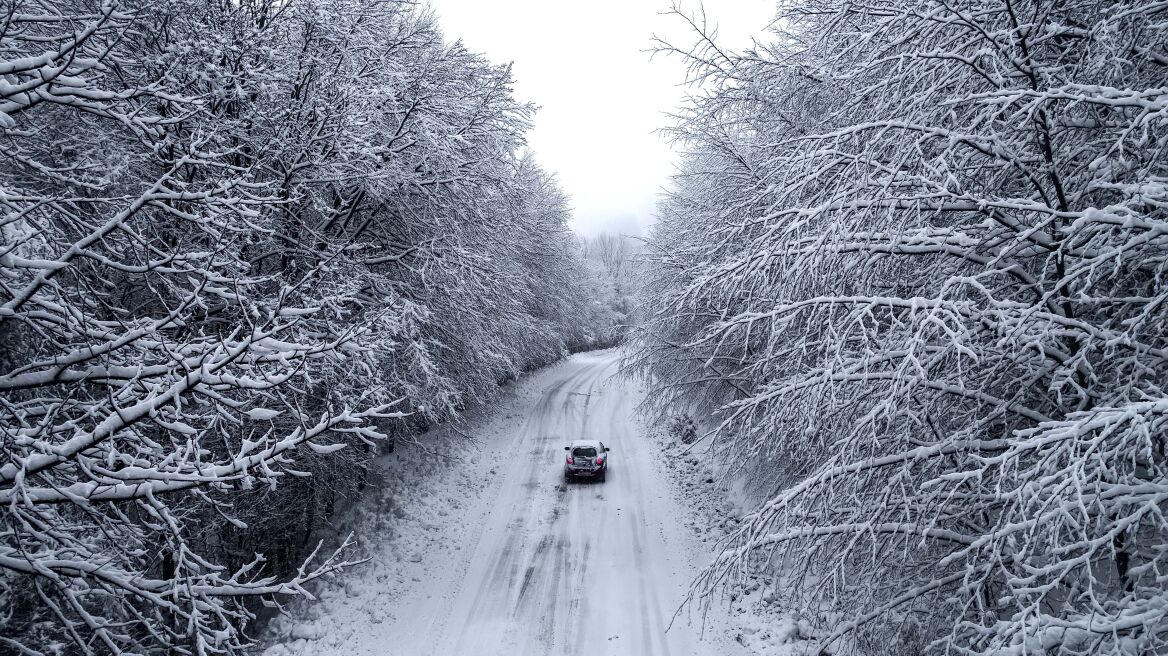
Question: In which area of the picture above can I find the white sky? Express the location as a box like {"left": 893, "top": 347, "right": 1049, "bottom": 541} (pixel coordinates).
{"left": 424, "top": 1, "right": 775, "bottom": 237}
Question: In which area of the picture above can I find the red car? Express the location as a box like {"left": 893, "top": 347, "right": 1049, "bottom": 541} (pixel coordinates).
{"left": 563, "top": 440, "right": 610, "bottom": 482}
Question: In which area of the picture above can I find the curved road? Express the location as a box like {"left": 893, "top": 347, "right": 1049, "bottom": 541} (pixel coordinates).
{"left": 280, "top": 351, "right": 741, "bottom": 656}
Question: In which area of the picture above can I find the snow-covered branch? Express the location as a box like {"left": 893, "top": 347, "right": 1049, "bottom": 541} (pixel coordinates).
{"left": 1, "top": 0, "right": 598, "bottom": 652}
{"left": 636, "top": 0, "right": 1168, "bottom": 653}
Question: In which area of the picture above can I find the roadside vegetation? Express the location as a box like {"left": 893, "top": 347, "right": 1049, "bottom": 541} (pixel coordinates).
{"left": 0, "top": 1, "right": 614, "bottom": 653}
{"left": 634, "top": 1, "right": 1167, "bottom": 654}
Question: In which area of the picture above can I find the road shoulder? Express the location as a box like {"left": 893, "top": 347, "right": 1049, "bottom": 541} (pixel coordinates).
{"left": 642, "top": 415, "right": 823, "bottom": 656}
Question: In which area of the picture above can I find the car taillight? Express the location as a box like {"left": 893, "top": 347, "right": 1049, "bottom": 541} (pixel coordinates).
{"left": 566, "top": 456, "right": 574, "bottom": 464}
{"left": 596, "top": 457, "right": 604, "bottom": 466}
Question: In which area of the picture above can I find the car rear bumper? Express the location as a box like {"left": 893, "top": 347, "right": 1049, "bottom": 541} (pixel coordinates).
{"left": 565, "top": 466, "right": 604, "bottom": 478}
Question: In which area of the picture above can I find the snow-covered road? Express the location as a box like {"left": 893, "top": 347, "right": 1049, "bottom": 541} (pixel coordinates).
{"left": 267, "top": 350, "right": 745, "bottom": 656}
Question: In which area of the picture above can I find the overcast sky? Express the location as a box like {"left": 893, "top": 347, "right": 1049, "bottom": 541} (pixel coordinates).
{"left": 424, "top": 1, "right": 775, "bottom": 237}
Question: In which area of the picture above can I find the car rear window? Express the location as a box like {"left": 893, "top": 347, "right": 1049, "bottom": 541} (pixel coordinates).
{"left": 572, "top": 447, "right": 598, "bottom": 457}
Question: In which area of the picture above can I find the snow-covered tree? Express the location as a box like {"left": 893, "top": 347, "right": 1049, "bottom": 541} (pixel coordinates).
{"left": 578, "top": 233, "right": 641, "bottom": 348}
{"left": 636, "top": 1, "right": 1168, "bottom": 653}
{"left": 0, "top": 0, "right": 593, "bottom": 652}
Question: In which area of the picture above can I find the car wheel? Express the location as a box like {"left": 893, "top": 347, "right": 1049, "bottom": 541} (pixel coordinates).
{"left": 599, "top": 470, "right": 606, "bottom": 483}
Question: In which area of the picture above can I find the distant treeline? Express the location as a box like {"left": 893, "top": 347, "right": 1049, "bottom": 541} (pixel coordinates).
{"left": 576, "top": 232, "right": 641, "bottom": 350}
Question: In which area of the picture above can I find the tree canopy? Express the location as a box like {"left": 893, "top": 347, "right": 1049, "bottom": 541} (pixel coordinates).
{"left": 635, "top": 1, "right": 1168, "bottom": 653}
{"left": 0, "top": 1, "right": 604, "bottom": 652}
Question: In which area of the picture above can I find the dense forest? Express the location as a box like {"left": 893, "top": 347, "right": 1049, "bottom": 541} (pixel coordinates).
{"left": 0, "top": 0, "right": 619, "bottom": 653}
{"left": 5, "top": 0, "right": 1166, "bottom": 654}
{"left": 635, "top": 0, "right": 1166, "bottom": 654}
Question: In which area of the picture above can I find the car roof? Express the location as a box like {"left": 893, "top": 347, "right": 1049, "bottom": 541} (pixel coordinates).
{"left": 569, "top": 439, "right": 602, "bottom": 448}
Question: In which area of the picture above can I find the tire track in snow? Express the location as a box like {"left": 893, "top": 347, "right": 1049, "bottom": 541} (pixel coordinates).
{"left": 434, "top": 375, "right": 569, "bottom": 653}
{"left": 441, "top": 359, "right": 604, "bottom": 654}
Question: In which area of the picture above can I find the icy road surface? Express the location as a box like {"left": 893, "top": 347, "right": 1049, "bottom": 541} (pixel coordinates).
{"left": 266, "top": 350, "right": 746, "bottom": 656}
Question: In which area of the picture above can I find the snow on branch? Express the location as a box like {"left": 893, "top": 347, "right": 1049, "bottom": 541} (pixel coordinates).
{"left": 1, "top": 0, "right": 599, "bottom": 653}
{"left": 637, "top": 0, "right": 1168, "bottom": 653}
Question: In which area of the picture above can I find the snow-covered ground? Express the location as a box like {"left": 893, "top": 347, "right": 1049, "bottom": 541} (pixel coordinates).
{"left": 262, "top": 349, "right": 766, "bottom": 656}
{"left": 647, "top": 425, "right": 822, "bottom": 656}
